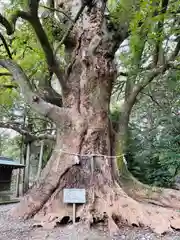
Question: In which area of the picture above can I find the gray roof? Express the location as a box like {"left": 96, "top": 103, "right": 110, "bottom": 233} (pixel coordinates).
{"left": 0, "top": 156, "right": 25, "bottom": 169}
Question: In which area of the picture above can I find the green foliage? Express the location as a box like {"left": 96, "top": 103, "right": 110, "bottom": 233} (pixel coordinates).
{"left": 0, "top": 1, "right": 60, "bottom": 167}
{"left": 0, "top": 132, "right": 20, "bottom": 160}
{"left": 127, "top": 116, "right": 180, "bottom": 187}
{"left": 109, "top": 0, "right": 136, "bottom": 24}
{"left": 110, "top": 0, "right": 180, "bottom": 189}
{"left": 9, "top": 0, "right": 28, "bottom": 9}
{"left": 126, "top": 71, "right": 180, "bottom": 187}
{"left": 109, "top": 105, "right": 120, "bottom": 122}
{"left": 11, "top": 22, "right": 47, "bottom": 76}
{"left": 0, "top": 87, "right": 18, "bottom": 107}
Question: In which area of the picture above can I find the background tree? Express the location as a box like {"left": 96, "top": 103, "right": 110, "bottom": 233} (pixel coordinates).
{"left": 127, "top": 71, "right": 180, "bottom": 187}
{"left": 113, "top": 0, "right": 180, "bottom": 153}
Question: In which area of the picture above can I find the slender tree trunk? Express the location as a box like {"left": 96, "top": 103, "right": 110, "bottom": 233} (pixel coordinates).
{"left": 118, "top": 101, "right": 132, "bottom": 151}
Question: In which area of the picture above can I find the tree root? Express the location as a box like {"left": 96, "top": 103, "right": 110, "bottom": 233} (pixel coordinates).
{"left": 10, "top": 152, "right": 81, "bottom": 219}
{"left": 28, "top": 182, "right": 180, "bottom": 236}
{"left": 11, "top": 159, "right": 180, "bottom": 236}
{"left": 79, "top": 183, "right": 180, "bottom": 235}
{"left": 111, "top": 184, "right": 180, "bottom": 235}
{"left": 118, "top": 160, "right": 180, "bottom": 210}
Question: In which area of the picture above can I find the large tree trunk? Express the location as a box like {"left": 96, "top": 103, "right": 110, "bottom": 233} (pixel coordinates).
{"left": 11, "top": 121, "right": 180, "bottom": 235}
{"left": 10, "top": 0, "right": 180, "bottom": 236}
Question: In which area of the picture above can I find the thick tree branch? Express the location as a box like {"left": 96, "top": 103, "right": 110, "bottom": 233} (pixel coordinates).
{"left": 0, "top": 57, "right": 62, "bottom": 107}
{"left": 152, "top": 0, "right": 169, "bottom": 67}
{"left": 0, "top": 11, "right": 31, "bottom": 35}
{"left": 0, "top": 121, "right": 56, "bottom": 141}
{"left": 129, "top": 65, "right": 167, "bottom": 106}
{"left": 0, "top": 59, "right": 67, "bottom": 123}
{"left": 0, "top": 13, "right": 13, "bottom": 35}
{"left": 169, "top": 39, "right": 180, "bottom": 61}
{"left": 0, "top": 7, "right": 67, "bottom": 91}
{"left": 25, "top": 0, "right": 66, "bottom": 90}
{"left": 28, "top": 0, "right": 40, "bottom": 16}
{"left": 38, "top": 73, "right": 63, "bottom": 107}
{"left": 0, "top": 121, "right": 29, "bottom": 135}
{"left": 0, "top": 72, "right": 11, "bottom": 77}
{"left": 28, "top": 17, "right": 66, "bottom": 90}
{"left": 0, "top": 6, "right": 64, "bottom": 108}
{"left": 0, "top": 33, "right": 12, "bottom": 59}
{"left": 28, "top": 68, "right": 63, "bottom": 107}
{"left": 128, "top": 38, "right": 180, "bottom": 106}
{"left": 0, "top": 84, "right": 17, "bottom": 89}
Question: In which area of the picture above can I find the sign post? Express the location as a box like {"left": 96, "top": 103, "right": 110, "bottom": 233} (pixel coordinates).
{"left": 63, "top": 188, "right": 86, "bottom": 224}
{"left": 73, "top": 203, "right": 76, "bottom": 224}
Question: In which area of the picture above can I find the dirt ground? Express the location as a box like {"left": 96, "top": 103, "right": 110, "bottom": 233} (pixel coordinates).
{"left": 1, "top": 204, "right": 180, "bottom": 240}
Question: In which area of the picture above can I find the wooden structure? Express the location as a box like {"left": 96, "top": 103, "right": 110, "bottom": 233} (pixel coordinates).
{"left": 0, "top": 156, "right": 24, "bottom": 203}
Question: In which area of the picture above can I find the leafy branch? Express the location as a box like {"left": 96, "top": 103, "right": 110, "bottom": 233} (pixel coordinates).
{"left": 0, "top": 59, "right": 66, "bottom": 123}
{"left": 0, "top": 3, "right": 67, "bottom": 91}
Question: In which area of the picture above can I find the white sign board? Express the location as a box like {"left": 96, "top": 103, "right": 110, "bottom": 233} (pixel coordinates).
{"left": 63, "top": 188, "right": 86, "bottom": 204}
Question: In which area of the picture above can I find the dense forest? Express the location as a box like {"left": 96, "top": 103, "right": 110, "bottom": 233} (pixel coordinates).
{"left": 0, "top": 0, "right": 180, "bottom": 235}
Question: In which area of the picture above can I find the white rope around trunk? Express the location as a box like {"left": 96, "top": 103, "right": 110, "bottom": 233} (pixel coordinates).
{"left": 53, "top": 149, "right": 124, "bottom": 158}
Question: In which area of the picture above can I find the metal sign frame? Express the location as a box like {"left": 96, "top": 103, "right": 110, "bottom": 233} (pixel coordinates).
{"left": 63, "top": 188, "right": 86, "bottom": 204}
